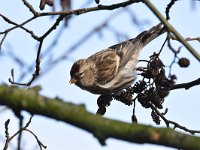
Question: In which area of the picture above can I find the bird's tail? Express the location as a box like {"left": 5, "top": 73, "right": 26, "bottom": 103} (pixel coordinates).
{"left": 137, "top": 23, "right": 166, "bottom": 47}
{"left": 110, "top": 23, "right": 166, "bottom": 51}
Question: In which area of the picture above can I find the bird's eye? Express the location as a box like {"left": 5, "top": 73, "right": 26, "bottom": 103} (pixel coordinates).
{"left": 78, "top": 72, "right": 84, "bottom": 77}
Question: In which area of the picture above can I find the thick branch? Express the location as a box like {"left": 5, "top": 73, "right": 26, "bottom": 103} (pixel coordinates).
{"left": 0, "top": 86, "right": 200, "bottom": 149}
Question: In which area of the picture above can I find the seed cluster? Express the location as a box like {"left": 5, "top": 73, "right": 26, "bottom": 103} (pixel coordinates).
{"left": 96, "top": 53, "right": 190, "bottom": 125}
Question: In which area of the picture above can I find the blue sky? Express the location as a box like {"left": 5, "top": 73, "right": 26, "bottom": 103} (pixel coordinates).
{"left": 0, "top": 0, "right": 200, "bottom": 150}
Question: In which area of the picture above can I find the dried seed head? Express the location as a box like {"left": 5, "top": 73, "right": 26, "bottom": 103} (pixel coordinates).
{"left": 138, "top": 93, "right": 151, "bottom": 108}
{"left": 114, "top": 90, "right": 133, "bottom": 106}
{"left": 96, "top": 107, "right": 106, "bottom": 115}
{"left": 97, "top": 94, "right": 113, "bottom": 107}
{"left": 147, "top": 88, "right": 163, "bottom": 109}
{"left": 131, "top": 114, "right": 138, "bottom": 123}
{"left": 178, "top": 57, "right": 190, "bottom": 68}
{"left": 151, "top": 110, "right": 160, "bottom": 125}
{"left": 157, "top": 87, "right": 170, "bottom": 99}
{"left": 132, "top": 80, "right": 147, "bottom": 93}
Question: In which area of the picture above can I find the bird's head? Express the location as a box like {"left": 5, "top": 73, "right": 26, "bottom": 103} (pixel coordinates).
{"left": 69, "top": 59, "right": 96, "bottom": 88}
{"left": 69, "top": 60, "right": 84, "bottom": 85}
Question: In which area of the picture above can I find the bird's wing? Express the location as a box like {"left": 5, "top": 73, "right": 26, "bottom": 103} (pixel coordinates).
{"left": 90, "top": 49, "right": 120, "bottom": 85}
{"left": 89, "top": 41, "right": 140, "bottom": 86}
{"left": 109, "top": 38, "right": 142, "bottom": 73}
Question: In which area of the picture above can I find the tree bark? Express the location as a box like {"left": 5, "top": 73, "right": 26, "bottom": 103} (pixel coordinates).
{"left": 0, "top": 85, "right": 200, "bottom": 150}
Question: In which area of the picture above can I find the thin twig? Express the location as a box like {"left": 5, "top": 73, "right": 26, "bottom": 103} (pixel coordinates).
{"left": 185, "top": 37, "right": 200, "bottom": 42}
{"left": 9, "top": 14, "right": 64, "bottom": 86}
{"left": 165, "top": 0, "right": 178, "bottom": 20}
{"left": 170, "top": 34, "right": 200, "bottom": 42}
{"left": 171, "top": 78, "right": 200, "bottom": 90}
{"left": 9, "top": 40, "right": 43, "bottom": 86}
{"left": 0, "top": 14, "right": 38, "bottom": 40}
{"left": 39, "top": 15, "right": 64, "bottom": 40}
{"left": 38, "top": 0, "right": 140, "bottom": 17}
{"left": 150, "top": 104, "right": 200, "bottom": 134}
{"left": 25, "top": 129, "right": 47, "bottom": 150}
{"left": 17, "top": 115, "right": 23, "bottom": 150}
{"left": 0, "top": 32, "right": 8, "bottom": 50}
{"left": 167, "top": 35, "right": 181, "bottom": 76}
{"left": 3, "top": 119, "right": 10, "bottom": 150}
{"left": 21, "top": 0, "right": 38, "bottom": 16}
{"left": 157, "top": 36, "right": 168, "bottom": 56}
{"left": 3, "top": 116, "right": 47, "bottom": 150}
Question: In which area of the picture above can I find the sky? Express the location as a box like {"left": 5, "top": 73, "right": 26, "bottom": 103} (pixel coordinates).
{"left": 0, "top": 0, "right": 200, "bottom": 150}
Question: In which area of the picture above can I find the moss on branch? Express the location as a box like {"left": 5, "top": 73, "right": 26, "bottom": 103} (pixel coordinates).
{"left": 0, "top": 85, "right": 200, "bottom": 149}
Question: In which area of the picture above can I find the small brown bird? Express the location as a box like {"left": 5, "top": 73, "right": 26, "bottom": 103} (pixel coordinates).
{"left": 69, "top": 23, "right": 166, "bottom": 94}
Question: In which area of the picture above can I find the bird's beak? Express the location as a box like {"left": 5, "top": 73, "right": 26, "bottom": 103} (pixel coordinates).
{"left": 69, "top": 78, "right": 77, "bottom": 84}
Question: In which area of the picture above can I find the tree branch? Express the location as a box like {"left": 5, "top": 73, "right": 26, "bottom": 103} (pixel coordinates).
{"left": 143, "top": 0, "right": 200, "bottom": 62}
{"left": 171, "top": 78, "right": 200, "bottom": 90}
{"left": 38, "top": 0, "right": 140, "bottom": 17}
{"left": 0, "top": 85, "right": 200, "bottom": 150}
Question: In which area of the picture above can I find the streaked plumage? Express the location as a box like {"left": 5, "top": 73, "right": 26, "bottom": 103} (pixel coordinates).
{"left": 70, "top": 23, "right": 166, "bottom": 94}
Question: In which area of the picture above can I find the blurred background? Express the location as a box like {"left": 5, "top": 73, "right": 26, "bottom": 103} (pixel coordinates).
{"left": 0, "top": 0, "right": 200, "bottom": 150}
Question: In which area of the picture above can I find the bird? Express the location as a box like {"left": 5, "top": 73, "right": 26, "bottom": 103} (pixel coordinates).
{"left": 69, "top": 23, "right": 166, "bottom": 94}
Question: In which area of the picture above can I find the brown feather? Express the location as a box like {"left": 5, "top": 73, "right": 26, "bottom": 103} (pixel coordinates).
{"left": 95, "top": 51, "right": 119, "bottom": 84}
